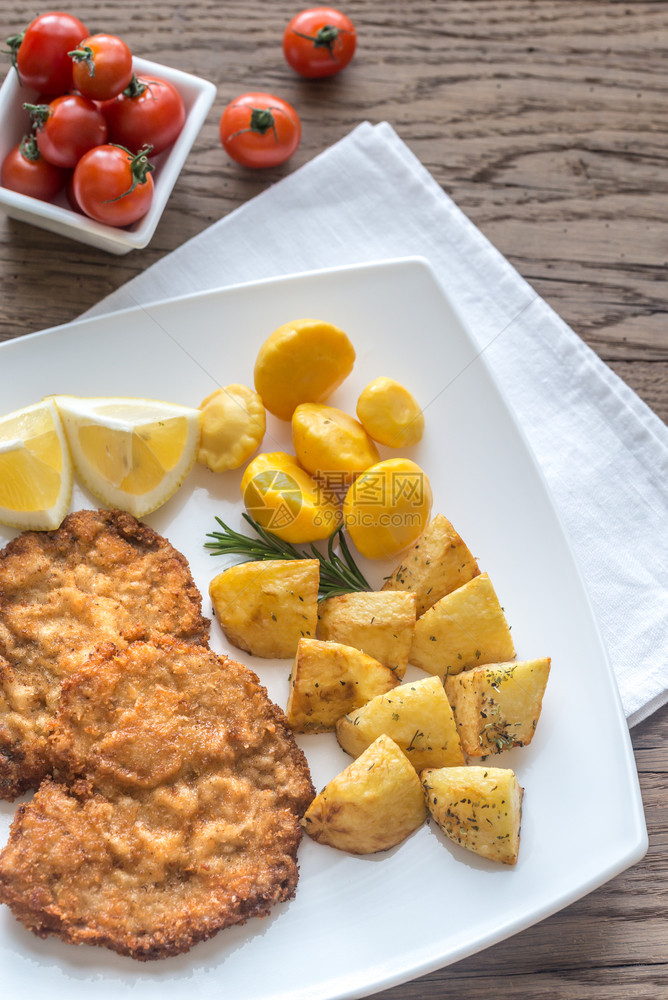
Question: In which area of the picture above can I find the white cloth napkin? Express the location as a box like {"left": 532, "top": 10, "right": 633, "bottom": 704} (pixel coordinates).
{"left": 85, "top": 121, "right": 668, "bottom": 728}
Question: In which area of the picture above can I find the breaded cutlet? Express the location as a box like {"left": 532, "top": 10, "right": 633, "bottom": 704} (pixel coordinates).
{"left": 0, "top": 636, "right": 314, "bottom": 959}
{"left": 0, "top": 508, "right": 209, "bottom": 799}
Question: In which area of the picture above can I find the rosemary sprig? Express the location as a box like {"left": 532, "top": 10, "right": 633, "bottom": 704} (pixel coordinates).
{"left": 205, "top": 513, "right": 371, "bottom": 599}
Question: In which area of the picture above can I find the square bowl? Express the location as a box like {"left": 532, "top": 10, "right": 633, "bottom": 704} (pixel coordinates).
{"left": 0, "top": 56, "right": 216, "bottom": 254}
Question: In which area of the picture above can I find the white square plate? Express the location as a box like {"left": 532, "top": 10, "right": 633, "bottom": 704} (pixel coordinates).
{"left": 0, "top": 258, "right": 647, "bottom": 999}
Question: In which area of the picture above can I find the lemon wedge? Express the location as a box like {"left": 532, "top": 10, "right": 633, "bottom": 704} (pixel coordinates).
{"left": 0, "top": 398, "right": 72, "bottom": 530}
{"left": 53, "top": 395, "right": 201, "bottom": 517}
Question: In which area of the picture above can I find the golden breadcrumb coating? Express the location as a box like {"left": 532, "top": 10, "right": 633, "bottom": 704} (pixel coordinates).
{"left": 0, "top": 636, "right": 314, "bottom": 960}
{"left": 0, "top": 509, "right": 209, "bottom": 799}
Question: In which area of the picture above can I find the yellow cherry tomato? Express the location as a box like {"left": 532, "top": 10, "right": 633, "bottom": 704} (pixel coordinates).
{"left": 254, "top": 318, "right": 355, "bottom": 421}
{"left": 342, "top": 457, "right": 432, "bottom": 559}
{"left": 292, "top": 403, "right": 379, "bottom": 481}
{"left": 241, "top": 450, "right": 341, "bottom": 543}
{"left": 197, "top": 384, "right": 266, "bottom": 472}
{"left": 356, "top": 376, "right": 424, "bottom": 448}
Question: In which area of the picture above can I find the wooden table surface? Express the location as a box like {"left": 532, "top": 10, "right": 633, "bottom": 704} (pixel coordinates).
{"left": 1, "top": 1, "right": 666, "bottom": 996}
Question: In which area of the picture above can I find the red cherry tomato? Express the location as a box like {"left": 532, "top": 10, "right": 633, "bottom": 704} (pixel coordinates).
{"left": 65, "top": 171, "right": 83, "bottom": 213}
{"left": 6, "top": 12, "right": 88, "bottom": 95}
{"left": 103, "top": 75, "right": 186, "bottom": 154}
{"left": 73, "top": 144, "right": 154, "bottom": 227}
{"left": 283, "top": 7, "right": 356, "bottom": 78}
{"left": 26, "top": 95, "right": 108, "bottom": 169}
{"left": 70, "top": 33, "right": 133, "bottom": 101}
{"left": 219, "top": 93, "right": 301, "bottom": 168}
{"left": 0, "top": 135, "right": 66, "bottom": 201}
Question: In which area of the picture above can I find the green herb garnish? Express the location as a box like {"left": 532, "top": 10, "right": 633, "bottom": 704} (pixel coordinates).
{"left": 205, "top": 513, "right": 370, "bottom": 599}
{"left": 479, "top": 721, "right": 518, "bottom": 752}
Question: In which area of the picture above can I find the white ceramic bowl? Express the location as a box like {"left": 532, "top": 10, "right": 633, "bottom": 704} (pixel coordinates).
{"left": 0, "top": 57, "right": 216, "bottom": 254}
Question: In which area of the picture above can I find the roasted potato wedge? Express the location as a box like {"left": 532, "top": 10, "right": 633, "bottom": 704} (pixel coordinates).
{"left": 409, "top": 573, "right": 515, "bottom": 678}
{"left": 445, "top": 657, "right": 551, "bottom": 756}
{"left": 336, "top": 675, "right": 465, "bottom": 771}
{"left": 209, "top": 558, "right": 319, "bottom": 658}
{"left": 382, "top": 513, "right": 480, "bottom": 616}
{"left": 302, "top": 734, "right": 427, "bottom": 854}
{"left": 422, "top": 765, "right": 523, "bottom": 865}
{"left": 317, "top": 590, "right": 416, "bottom": 678}
{"left": 286, "top": 638, "right": 399, "bottom": 732}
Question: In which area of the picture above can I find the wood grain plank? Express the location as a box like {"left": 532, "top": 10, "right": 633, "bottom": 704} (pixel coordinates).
{"left": 379, "top": 966, "right": 668, "bottom": 1000}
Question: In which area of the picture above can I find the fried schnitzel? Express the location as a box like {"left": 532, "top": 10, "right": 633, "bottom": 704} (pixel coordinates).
{"left": 0, "top": 636, "right": 314, "bottom": 959}
{"left": 0, "top": 509, "right": 209, "bottom": 799}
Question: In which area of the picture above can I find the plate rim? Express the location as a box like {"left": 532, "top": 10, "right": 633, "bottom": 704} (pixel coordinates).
{"left": 0, "top": 256, "right": 649, "bottom": 999}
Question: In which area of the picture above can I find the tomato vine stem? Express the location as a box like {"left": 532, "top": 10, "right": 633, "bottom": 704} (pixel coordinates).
{"left": 290, "top": 24, "right": 344, "bottom": 59}
{"left": 67, "top": 44, "right": 96, "bottom": 77}
{"left": 104, "top": 144, "right": 154, "bottom": 203}
{"left": 227, "top": 107, "right": 284, "bottom": 144}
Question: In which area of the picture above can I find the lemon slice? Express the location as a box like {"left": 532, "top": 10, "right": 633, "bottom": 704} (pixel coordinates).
{"left": 53, "top": 395, "right": 201, "bottom": 518}
{"left": 0, "top": 398, "right": 72, "bottom": 530}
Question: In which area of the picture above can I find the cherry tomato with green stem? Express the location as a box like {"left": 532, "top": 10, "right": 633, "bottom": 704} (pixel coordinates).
{"left": 0, "top": 135, "right": 66, "bottom": 201}
{"left": 25, "top": 95, "right": 108, "bottom": 170}
{"left": 26, "top": 95, "right": 108, "bottom": 169}
{"left": 219, "top": 93, "right": 301, "bottom": 168}
{"left": 73, "top": 144, "right": 154, "bottom": 227}
{"left": 69, "top": 33, "right": 133, "bottom": 101}
{"left": 103, "top": 75, "right": 186, "bottom": 154}
{"left": 283, "top": 7, "right": 356, "bottom": 78}
{"left": 6, "top": 12, "right": 88, "bottom": 95}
